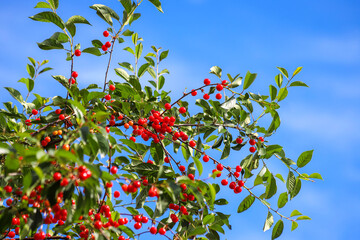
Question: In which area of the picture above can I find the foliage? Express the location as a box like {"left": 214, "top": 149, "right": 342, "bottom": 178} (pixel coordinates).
{"left": 0, "top": 0, "right": 321, "bottom": 239}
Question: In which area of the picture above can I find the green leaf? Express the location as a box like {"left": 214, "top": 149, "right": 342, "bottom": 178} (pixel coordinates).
{"left": 210, "top": 66, "right": 222, "bottom": 78}
{"left": 275, "top": 173, "right": 285, "bottom": 183}
{"left": 138, "top": 63, "right": 150, "bottom": 78}
{"left": 291, "top": 221, "right": 298, "bottom": 231}
{"left": 18, "top": 78, "right": 34, "bottom": 92}
{"left": 265, "top": 174, "right": 277, "bottom": 199}
{"left": 271, "top": 220, "right": 284, "bottom": 239}
{"left": 193, "top": 156, "right": 203, "bottom": 176}
{"left": 277, "top": 87, "right": 288, "bottom": 102}
{"left": 290, "top": 178, "right": 301, "bottom": 199}
{"left": 29, "top": 11, "right": 65, "bottom": 29}
{"left": 277, "top": 67, "right": 289, "bottom": 79}
{"left": 243, "top": 71, "right": 257, "bottom": 90}
{"left": 115, "top": 68, "right": 130, "bottom": 81}
{"left": 5, "top": 156, "right": 20, "bottom": 171}
{"left": 229, "top": 77, "right": 242, "bottom": 88}
{"left": 220, "top": 143, "right": 230, "bottom": 160}
{"left": 159, "top": 50, "right": 169, "bottom": 61}
{"left": 292, "top": 66, "right": 303, "bottom": 77}
{"left": 269, "top": 85, "right": 277, "bottom": 101}
{"left": 296, "top": 150, "right": 314, "bottom": 168}
{"left": 90, "top": 4, "right": 120, "bottom": 26}
{"left": 148, "top": 0, "right": 164, "bottom": 13}
{"left": 286, "top": 171, "right": 296, "bottom": 193}
{"left": 275, "top": 74, "right": 283, "bottom": 88}
{"left": 48, "top": 0, "right": 59, "bottom": 9}
{"left": 4, "top": 87, "right": 24, "bottom": 103}
{"left": 37, "top": 39, "right": 64, "bottom": 50}
{"left": 67, "top": 15, "right": 91, "bottom": 25}
{"left": 189, "top": 227, "right": 207, "bottom": 237}
{"left": 203, "top": 214, "right": 215, "bottom": 225}
{"left": 263, "top": 211, "right": 274, "bottom": 232}
{"left": 289, "top": 81, "right": 309, "bottom": 87}
{"left": 214, "top": 198, "right": 228, "bottom": 205}
{"left": 237, "top": 195, "right": 255, "bottom": 213}
{"left": 212, "top": 135, "right": 223, "bottom": 149}
{"left": 264, "top": 144, "right": 283, "bottom": 159}
{"left": 309, "top": 173, "right": 323, "bottom": 180}
{"left": 297, "top": 216, "right": 311, "bottom": 220}
{"left": 290, "top": 210, "right": 302, "bottom": 217}
{"left": 39, "top": 67, "right": 53, "bottom": 74}
{"left": 34, "top": 2, "right": 51, "bottom": 9}
{"left": 82, "top": 47, "right": 102, "bottom": 56}
{"left": 120, "top": 0, "right": 132, "bottom": 13}
{"left": 135, "top": 42, "right": 143, "bottom": 60}
{"left": 277, "top": 192, "right": 288, "bottom": 208}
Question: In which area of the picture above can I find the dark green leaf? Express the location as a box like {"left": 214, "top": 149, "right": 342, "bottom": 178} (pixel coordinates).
{"left": 271, "top": 220, "right": 284, "bottom": 239}
{"left": 269, "top": 85, "right": 277, "bottom": 101}
{"left": 277, "top": 192, "right": 288, "bottom": 208}
{"left": 29, "top": 11, "right": 65, "bottom": 29}
{"left": 237, "top": 195, "right": 255, "bottom": 213}
{"left": 83, "top": 47, "right": 102, "bottom": 56}
{"left": 277, "top": 87, "right": 288, "bottom": 102}
{"left": 148, "top": 0, "right": 164, "bottom": 13}
{"left": 159, "top": 50, "right": 169, "bottom": 61}
{"left": 296, "top": 150, "right": 314, "bottom": 168}
{"left": 243, "top": 71, "right": 257, "bottom": 90}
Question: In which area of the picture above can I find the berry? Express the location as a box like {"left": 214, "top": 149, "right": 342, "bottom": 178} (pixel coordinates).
{"left": 249, "top": 146, "right": 256, "bottom": 153}
{"left": 113, "top": 191, "right": 120, "bottom": 198}
{"left": 188, "top": 173, "right": 195, "bottom": 180}
{"left": 103, "top": 31, "right": 109, "bottom": 37}
{"left": 236, "top": 166, "right": 242, "bottom": 172}
{"left": 229, "top": 182, "right": 236, "bottom": 189}
{"left": 216, "top": 84, "right": 223, "bottom": 91}
{"left": 104, "top": 94, "right": 111, "bottom": 101}
{"left": 134, "top": 222, "right": 142, "bottom": 229}
{"left": 179, "top": 165, "right": 186, "bottom": 172}
{"left": 25, "top": 119, "right": 32, "bottom": 126}
{"left": 74, "top": 49, "right": 81, "bottom": 56}
{"left": 215, "top": 93, "right": 222, "bottom": 99}
{"left": 59, "top": 114, "right": 65, "bottom": 120}
{"left": 216, "top": 164, "right": 224, "bottom": 171}
{"left": 148, "top": 187, "right": 157, "bottom": 197}
{"left": 55, "top": 109, "right": 62, "bottom": 114}
{"left": 249, "top": 139, "right": 256, "bottom": 145}
{"left": 203, "top": 94, "right": 210, "bottom": 100}
{"left": 158, "top": 228, "right": 166, "bottom": 235}
{"left": 191, "top": 89, "right": 197, "bottom": 96}
{"left": 53, "top": 172, "right": 62, "bottom": 181}
{"left": 62, "top": 144, "right": 70, "bottom": 151}
{"left": 142, "top": 179, "right": 148, "bottom": 186}
{"left": 150, "top": 226, "right": 157, "bottom": 234}
{"left": 236, "top": 137, "right": 243, "bottom": 144}
{"left": 203, "top": 155, "right": 209, "bottom": 162}
{"left": 121, "top": 184, "right": 128, "bottom": 192}
{"left": 204, "top": 78, "right": 211, "bottom": 85}
{"left": 45, "top": 136, "right": 51, "bottom": 142}
{"left": 32, "top": 109, "right": 38, "bottom": 115}
{"left": 221, "top": 179, "right": 228, "bottom": 186}
{"left": 94, "top": 220, "right": 102, "bottom": 229}
{"left": 164, "top": 103, "right": 171, "bottom": 110}
{"left": 179, "top": 107, "right": 186, "bottom": 114}
{"left": 141, "top": 216, "right": 148, "bottom": 223}
{"left": 238, "top": 180, "right": 245, "bottom": 187}
{"left": 109, "top": 84, "right": 116, "bottom": 91}
{"left": 189, "top": 140, "right": 196, "bottom": 148}
{"left": 234, "top": 186, "right": 242, "bottom": 193}
{"left": 6, "top": 198, "right": 13, "bottom": 206}
{"left": 164, "top": 157, "right": 170, "bottom": 163}
{"left": 60, "top": 178, "right": 69, "bottom": 186}
{"left": 105, "top": 126, "right": 110, "bottom": 133}
{"left": 234, "top": 172, "right": 240, "bottom": 178}
{"left": 222, "top": 80, "right": 228, "bottom": 86}
{"left": 8, "top": 231, "right": 15, "bottom": 238}
{"left": 4, "top": 185, "right": 12, "bottom": 193}
{"left": 102, "top": 45, "right": 108, "bottom": 51}
{"left": 129, "top": 136, "right": 136, "bottom": 142}
{"left": 133, "top": 180, "right": 141, "bottom": 188}
{"left": 105, "top": 41, "right": 111, "bottom": 48}
{"left": 72, "top": 71, "right": 78, "bottom": 78}
{"left": 259, "top": 137, "right": 264, "bottom": 142}
{"left": 110, "top": 166, "right": 118, "bottom": 174}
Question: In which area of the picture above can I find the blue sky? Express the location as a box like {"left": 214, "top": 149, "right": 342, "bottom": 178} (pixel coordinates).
{"left": 1, "top": 0, "right": 359, "bottom": 239}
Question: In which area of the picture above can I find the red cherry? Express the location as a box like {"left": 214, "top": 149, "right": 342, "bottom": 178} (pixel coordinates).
{"left": 114, "top": 191, "right": 120, "bottom": 198}
{"left": 221, "top": 179, "right": 228, "bottom": 185}
{"left": 8, "top": 231, "right": 15, "bottom": 238}
{"left": 104, "top": 94, "right": 111, "bottom": 101}
{"left": 94, "top": 220, "right": 103, "bottom": 229}
{"left": 164, "top": 103, "right": 171, "bottom": 110}
{"left": 216, "top": 164, "right": 224, "bottom": 171}
{"left": 4, "top": 185, "right": 12, "bottom": 193}
{"left": 109, "top": 84, "right": 116, "bottom": 91}
{"left": 106, "top": 182, "right": 113, "bottom": 188}
{"left": 191, "top": 89, "right": 197, "bottom": 96}
{"left": 189, "top": 140, "right": 196, "bottom": 148}
{"left": 236, "top": 166, "right": 242, "bottom": 172}
{"left": 188, "top": 174, "right": 195, "bottom": 180}
{"left": 102, "top": 45, "right": 108, "bottom": 51}
{"left": 203, "top": 155, "right": 209, "bottom": 162}
{"left": 25, "top": 119, "right": 32, "bottom": 126}
{"left": 222, "top": 80, "right": 228, "bottom": 86}
{"left": 203, "top": 94, "right": 210, "bottom": 100}
{"left": 105, "top": 41, "right": 111, "bottom": 48}
{"left": 121, "top": 184, "right": 128, "bottom": 192}
{"left": 59, "top": 114, "right": 65, "bottom": 120}
{"left": 53, "top": 172, "right": 62, "bottom": 181}
{"left": 32, "top": 109, "right": 38, "bottom": 115}
{"left": 60, "top": 178, "right": 69, "bottom": 186}
{"left": 216, "top": 84, "right": 223, "bottom": 91}
{"left": 179, "top": 107, "right": 186, "bottom": 114}
{"left": 142, "top": 179, "right": 148, "bottom": 186}
{"left": 6, "top": 198, "right": 13, "bottom": 206}
{"left": 249, "top": 139, "right": 256, "bottom": 145}
{"left": 71, "top": 71, "right": 78, "bottom": 78}
{"left": 249, "top": 147, "right": 256, "bottom": 153}
{"left": 103, "top": 31, "right": 109, "bottom": 37}
{"left": 134, "top": 222, "right": 142, "bottom": 230}
{"left": 130, "top": 136, "right": 136, "bottom": 142}
{"left": 148, "top": 187, "right": 158, "bottom": 197}
{"left": 133, "top": 181, "right": 141, "bottom": 188}
{"left": 215, "top": 93, "right": 222, "bottom": 99}
{"left": 229, "top": 182, "right": 236, "bottom": 189}
{"left": 55, "top": 109, "right": 62, "bottom": 114}
{"left": 141, "top": 216, "right": 148, "bottom": 223}
{"left": 204, "top": 78, "right": 211, "bottom": 85}
{"left": 236, "top": 137, "right": 243, "bottom": 144}
{"left": 259, "top": 137, "right": 264, "bottom": 142}
{"left": 164, "top": 157, "right": 170, "bottom": 163}
{"left": 179, "top": 165, "right": 186, "bottom": 172}
{"left": 234, "top": 186, "right": 242, "bottom": 193}
{"left": 238, "top": 180, "right": 245, "bottom": 187}
{"left": 74, "top": 49, "right": 81, "bottom": 56}
{"left": 105, "top": 126, "right": 110, "bottom": 133}
{"left": 150, "top": 226, "right": 157, "bottom": 234}
{"left": 110, "top": 166, "right": 118, "bottom": 174}
{"left": 158, "top": 228, "right": 166, "bottom": 235}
